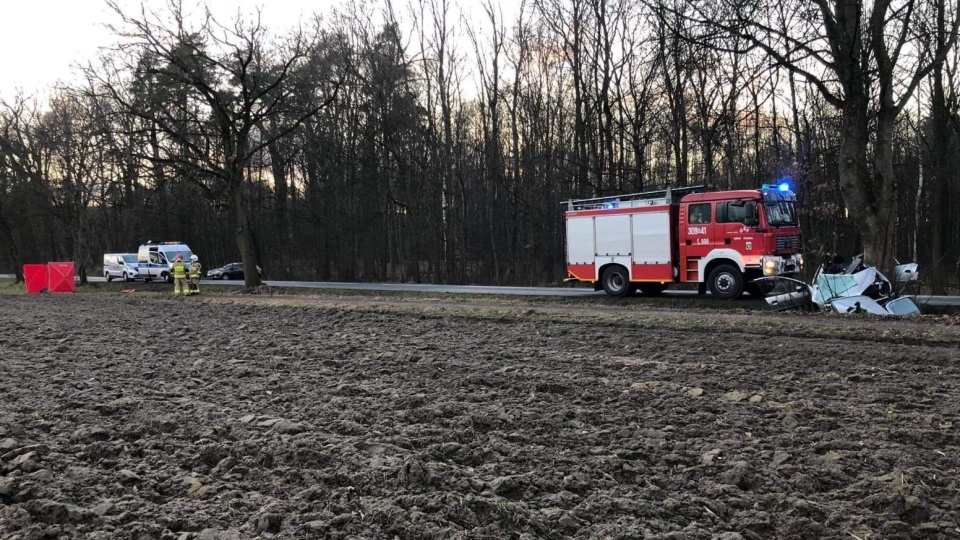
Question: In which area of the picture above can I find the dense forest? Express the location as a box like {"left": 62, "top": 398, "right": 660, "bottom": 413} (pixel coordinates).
{"left": 1, "top": 0, "right": 959, "bottom": 292}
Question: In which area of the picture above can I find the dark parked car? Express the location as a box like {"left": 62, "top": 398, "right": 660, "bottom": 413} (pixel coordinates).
{"left": 206, "top": 262, "right": 262, "bottom": 280}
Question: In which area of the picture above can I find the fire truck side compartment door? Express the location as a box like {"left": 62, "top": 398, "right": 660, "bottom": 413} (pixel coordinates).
{"left": 566, "top": 217, "right": 595, "bottom": 264}
{"left": 631, "top": 211, "right": 671, "bottom": 264}
{"left": 595, "top": 215, "right": 632, "bottom": 256}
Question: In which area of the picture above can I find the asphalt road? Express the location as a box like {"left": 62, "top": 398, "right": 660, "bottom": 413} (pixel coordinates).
{"left": 2, "top": 273, "right": 958, "bottom": 305}
{"left": 52, "top": 275, "right": 606, "bottom": 297}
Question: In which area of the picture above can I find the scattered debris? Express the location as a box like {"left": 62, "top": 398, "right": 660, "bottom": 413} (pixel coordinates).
{"left": 758, "top": 254, "right": 921, "bottom": 315}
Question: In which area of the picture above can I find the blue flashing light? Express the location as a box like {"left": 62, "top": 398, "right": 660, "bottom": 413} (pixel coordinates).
{"left": 777, "top": 182, "right": 791, "bottom": 192}
{"left": 602, "top": 201, "right": 619, "bottom": 209}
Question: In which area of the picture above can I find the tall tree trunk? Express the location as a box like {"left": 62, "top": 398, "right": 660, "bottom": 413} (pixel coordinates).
{"left": 837, "top": 102, "right": 872, "bottom": 262}
{"left": 930, "top": 3, "right": 951, "bottom": 293}
{"left": 233, "top": 177, "right": 259, "bottom": 288}
{"left": 865, "top": 112, "right": 898, "bottom": 276}
{"left": 267, "top": 139, "right": 290, "bottom": 278}
{"left": 229, "top": 133, "right": 260, "bottom": 288}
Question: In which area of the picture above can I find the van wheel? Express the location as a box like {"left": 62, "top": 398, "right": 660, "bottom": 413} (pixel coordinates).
{"left": 123, "top": 272, "right": 129, "bottom": 282}
{"left": 601, "top": 265, "right": 631, "bottom": 298}
{"left": 708, "top": 264, "right": 743, "bottom": 300}
{"left": 162, "top": 272, "right": 172, "bottom": 284}
{"left": 106, "top": 273, "right": 113, "bottom": 282}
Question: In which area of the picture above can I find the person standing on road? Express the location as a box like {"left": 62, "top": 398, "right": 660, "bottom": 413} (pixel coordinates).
{"left": 188, "top": 254, "right": 202, "bottom": 295}
{"left": 172, "top": 253, "right": 188, "bottom": 295}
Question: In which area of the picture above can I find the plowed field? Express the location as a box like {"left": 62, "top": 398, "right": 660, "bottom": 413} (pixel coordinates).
{"left": 1, "top": 293, "right": 959, "bottom": 539}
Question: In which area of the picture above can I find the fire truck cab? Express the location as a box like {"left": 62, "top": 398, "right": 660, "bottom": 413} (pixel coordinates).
{"left": 563, "top": 184, "right": 803, "bottom": 299}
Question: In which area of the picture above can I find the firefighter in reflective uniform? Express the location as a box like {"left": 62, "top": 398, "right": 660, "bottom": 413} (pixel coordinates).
{"left": 172, "top": 253, "right": 189, "bottom": 295}
{"left": 188, "top": 254, "right": 202, "bottom": 295}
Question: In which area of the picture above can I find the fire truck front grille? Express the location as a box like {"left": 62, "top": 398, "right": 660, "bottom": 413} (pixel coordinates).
{"left": 776, "top": 235, "right": 800, "bottom": 250}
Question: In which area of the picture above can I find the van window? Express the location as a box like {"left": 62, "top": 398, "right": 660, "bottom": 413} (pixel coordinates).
{"left": 149, "top": 253, "right": 161, "bottom": 264}
{"left": 122, "top": 254, "right": 137, "bottom": 264}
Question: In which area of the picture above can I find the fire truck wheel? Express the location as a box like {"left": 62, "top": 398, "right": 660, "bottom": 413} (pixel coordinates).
{"left": 601, "top": 266, "right": 631, "bottom": 298}
{"left": 707, "top": 264, "right": 743, "bottom": 300}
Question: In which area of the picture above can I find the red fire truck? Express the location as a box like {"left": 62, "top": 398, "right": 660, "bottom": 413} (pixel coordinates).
{"left": 563, "top": 184, "right": 803, "bottom": 299}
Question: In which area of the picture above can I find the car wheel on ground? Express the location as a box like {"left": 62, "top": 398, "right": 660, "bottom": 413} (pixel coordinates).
{"left": 220, "top": 274, "right": 230, "bottom": 280}
{"left": 105, "top": 272, "right": 113, "bottom": 282}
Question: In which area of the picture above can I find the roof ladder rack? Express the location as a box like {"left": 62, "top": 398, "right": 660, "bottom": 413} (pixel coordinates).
{"left": 563, "top": 184, "right": 715, "bottom": 211}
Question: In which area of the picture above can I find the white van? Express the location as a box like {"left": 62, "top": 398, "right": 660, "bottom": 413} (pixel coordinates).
{"left": 103, "top": 253, "right": 141, "bottom": 282}
{"left": 137, "top": 242, "right": 193, "bottom": 283}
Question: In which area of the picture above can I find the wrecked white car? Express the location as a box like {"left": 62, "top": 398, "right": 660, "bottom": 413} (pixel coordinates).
{"left": 758, "top": 255, "right": 921, "bottom": 315}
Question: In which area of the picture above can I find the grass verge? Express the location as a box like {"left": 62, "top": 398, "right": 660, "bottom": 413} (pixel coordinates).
{"left": 6, "top": 278, "right": 960, "bottom": 346}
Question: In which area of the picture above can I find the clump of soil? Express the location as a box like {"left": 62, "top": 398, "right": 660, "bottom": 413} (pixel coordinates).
{"left": 1, "top": 294, "right": 958, "bottom": 539}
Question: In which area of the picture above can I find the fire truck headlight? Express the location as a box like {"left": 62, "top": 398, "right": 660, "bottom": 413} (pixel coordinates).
{"left": 798, "top": 255, "right": 804, "bottom": 270}
{"left": 763, "top": 260, "right": 778, "bottom": 275}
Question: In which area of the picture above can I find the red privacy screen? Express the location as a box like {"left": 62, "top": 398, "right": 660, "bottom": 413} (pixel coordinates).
{"left": 23, "top": 262, "right": 76, "bottom": 294}
{"left": 47, "top": 262, "right": 76, "bottom": 293}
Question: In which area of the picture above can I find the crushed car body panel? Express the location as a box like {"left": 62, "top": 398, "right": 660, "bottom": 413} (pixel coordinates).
{"left": 883, "top": 296, "right": 921, "bottom": 315}
{"left": 757, "top": 277, "right": 813, "bottom": 311}
{"left": 831, "top": 296, "right": 888, "bottom": 315}
{"left": 761, "top": 254, "right": 920, "bottom": 316}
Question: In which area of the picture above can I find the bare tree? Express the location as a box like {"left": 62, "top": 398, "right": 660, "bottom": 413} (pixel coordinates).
{"left": 534, "top": 0, "right": 592, "bottom": 192}
{"left": 90, "top": 0, "right": 340, "bottom": 287}
{"left": 687, "top": 0, "right": 960, "bottom": 275}
{"left": 651, "top": 0, "right": 694, "bottom": 186}
{"left": 0, "top": 97, "right": 56, "bottom": 278}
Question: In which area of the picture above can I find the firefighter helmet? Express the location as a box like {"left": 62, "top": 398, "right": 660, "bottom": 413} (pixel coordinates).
{"left": 190, "top": 255, "right": 198, "bottom": 262}
{"left": 176, "top": 254, "right": 183, "bottom": 261}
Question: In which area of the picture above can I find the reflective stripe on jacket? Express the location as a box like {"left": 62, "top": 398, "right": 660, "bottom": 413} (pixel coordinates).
{"left": 190, "top": 263, "right": 202, "bottom": 278}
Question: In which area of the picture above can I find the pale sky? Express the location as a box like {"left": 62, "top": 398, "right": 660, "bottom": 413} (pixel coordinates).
{"left": 0, "top": 0, "right": 519, "bottom": 105}
{"left": 0, "top": 0, "right": 345, "bottom": 102}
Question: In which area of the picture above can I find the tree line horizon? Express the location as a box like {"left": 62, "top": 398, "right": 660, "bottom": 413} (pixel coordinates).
{"left": 1, "top": 0, "right": 959, "bottom": 292}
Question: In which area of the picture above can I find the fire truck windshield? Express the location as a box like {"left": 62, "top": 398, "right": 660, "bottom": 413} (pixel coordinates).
{"left": 764, "top": 201, "right": 797, "bottom": 227}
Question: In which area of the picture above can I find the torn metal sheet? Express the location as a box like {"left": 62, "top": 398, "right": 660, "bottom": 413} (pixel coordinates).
{"left": 831, "top": 295, "right": 921, "bottom": 316}
{"left": 895, "top": 262, "right": 919, "bottom": 285}
{"left": 831, "top": 296, "right": 888, "bottom": 315}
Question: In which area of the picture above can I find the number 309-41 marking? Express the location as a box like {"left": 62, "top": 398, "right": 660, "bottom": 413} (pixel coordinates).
{"left": 687, "top": 226, "right": 708, "bottom": 235}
